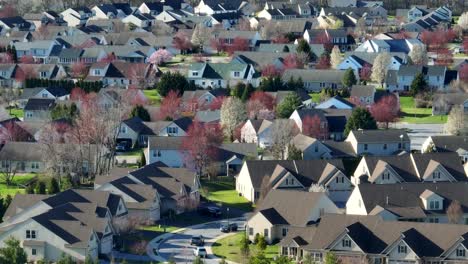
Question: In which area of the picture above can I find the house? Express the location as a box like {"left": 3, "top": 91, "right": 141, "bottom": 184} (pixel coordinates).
{"left": 195, "top": 110, "right": 221, "bottom": 124}
{"left": 195, "top": 0, "right": 245, "bottom": 15}
{"left": 337, "top": 52, "right": 407, "bottom": 79}
{"left": 289, "top": 134, "right": 334, "bottom": 160}
{"left": 236, "top": 159, "right": 352, "bottom": 203}
{"left": 240, "top": 119, "right": 297, "bottom": 148}
{"left": 246, "top": 189, "right": 340, "bottom": 244}
{"left": 0, "top": 141, "right": 105, "bottom": 176}
{"left": 138, "top": 2, "right": 165, "bottom": 15}
{"left": 122, "top": 13, "right": 156, "bottom": 28}
{"left": 349, "top": 85, "right": 376, "bottom": 106}
{"left": 345, "top": 129, "right": 410, "bottom": 156}
{"left": 318, "top": 6, "right": 387, "bottom": 26}
{"left": 303, "top": 29, "right": 354, "bottom": 52}
{"left": 117, "top": 116, "right": 192, "bottom": 147}
{"left": 18, "top": 87, "right": 70, "bottom": 108}
{"left": 257, "top": 7, "right": 299, "bottom": 21}
{"left": 97, "top": 88, "right": 147, "bottom": 110}
{"left": 147, "top": 136, "right": 257, "bottom": 176}
{"left": 351, "top": 152, "right": 467, "bottom": 185}
{"left": 13, "top": 40, "right": 62, "bottom": 63}
{"left": 95, "top": 162, "right": 200, "bottom": 218}
{"left": 283, "top": 69, "right": 346, "bottom": 92}
{"left": 421, "top": 136, "right": 468, "bottom": 163}
{"left": 0, "top": 189, "right": 127, "bottom": 262}
{"left": 91, "top": 3, "right": 133, "bottom": 19}
{"left": 24, "top": 98, "right": 56, "bottom": 122}
{"left": 60, "top": 7, "right": 93, "bottom": 27}
{"left": 355, "top": 39, "right": 422, "bottom": 54}
{"left": 385, "top": 65, "right": 452, "bottom": 92}
{"left": 290, "top": 109, "right": 329, "bottom": 140}
{"left": 0, "top": 64, "right": 18, "bottom": 88}
{"left": 214, "top": 30, "right": 262, "bottom": 51}
{"left": 267, "top": 90, "right": 313, "bottom": 108}
{"left": 181, "top": 89, "right": 228, "bottom": 111}
{"left": 432, "top": 93, "right": 468, "bottom": 115}
{"left": 0, "top": 16, "right": 34, "bottom": 32}
{"left": 279, "top": 214, "right": 468, "bottom": 263}
{"left": 85, "top": 61, "right": 152, "bottom": 88}
{"left": 187, "top": 61, "right": 260, "bottom": 88}
{"left": 254, "top": 19, "right": 314, "bottom": 39}
{"left": 315, "top": 96, "right": 354, "bottom": 110}
{"left": 403, "top": 6, "right": 452, "bottom": 32}
{"left": 327, "top": 0, "right": 356, "bottom": 7}
{"left": 346, "top": 182, "right": 468, "bottom": 224}
{"left": 232, "top": 51, "right": 291, "bottom": 71}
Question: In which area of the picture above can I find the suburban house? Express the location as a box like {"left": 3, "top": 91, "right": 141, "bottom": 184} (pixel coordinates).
{"left": 349, "top": 85, "right": 379, "bottom": 106}
{"left": 18, "top": 87, "right": 70, "bottom": 108}
{"left": 195, "top": 0, "right": 245, "bottom": 15}
{"left": 236, "top": 159, "right": 352, "bottom": 203}
{"left": 421, "top": 136, "right": 468, "bottom": 163}
{"left": 214, "top": 30, "right": 262, "bottom": 50}
{"left": 0, "top": 16, "right": 34, "bottom": 33}
{"left": 85, "top": 61, "right": 152, "bottom": 88}
{"left": 289, "top": 134, "right": 334, "bottom": 160}
{"left": 279, "top": 214, "right": 468, "bottom": 263}
{"left": 385, "top": 65, "right": 454, "bottom": 92}
{"left": 315, "top": 96, "right": 354, "bottom": 110}
{"left": 346, "top": 182, "right": 468, "bottom": 224}
{"left": 117, "top": 116, "right": 192, "bottom": 147}
{"left": 355, "top": 39, "right": 422, "bottom": 54}
{"left": 60, "top": 7, "right": 93, "bottom": 27}
{"left": 13, "top": 41, "right": 62, "bottom": 63}
{"left": 432, "top": 93, "right": 468, "bottom": 115}
{"left": 187, "top": 61, "right": 260, "bottom": 88}
{"left": 91, "top": 3, "right": 133, "bottom": 19}
{"left": 0, "top": 141, "right": 105, "bottom": 176}
{"left": 403, "top": 6, "right": 452, "bottom": 32}
{"left": 146, "top": 136, "right": 257, "bottom": 175}
{"left": 122, "top": 13, "right": 156, "bottom": 28}
{"left": 337, "top": 52, "right": 407, "bottom": 79}
{"left": 351, "top": 152, "right": 467, "bottom": 185}
{"left": 0, "top": 64, "right": 19, "bottom": 88}
{"left": 290, "top": 109, "right": 329, "bottom": 140}
{"left": 240, "top": 119, "right": 297, "bottom": 148}
{"left": 345, "top": 129, "right": 410, "bottom": 156}
{"left": 95, "top": 162, "right": 200, "bottom": 218}
{"left": 283, "top": 69, "right": 346, "bottom": 92}
{"left": 24, "top": 98, "right": 56, "bottom": 122}
{"left": 246, "top": 189, "right": 339, "bottom": 244}
{"left": 0, "top": 189, "right": 127, "bottom": 262}
{"left": 303, "top": 29, "right": 353, "bottom": 52}
{"left": 181, "top": 89, "right": 228, "bottom": 111}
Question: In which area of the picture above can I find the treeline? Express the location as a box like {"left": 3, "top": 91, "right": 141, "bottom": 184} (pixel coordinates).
{"left": 24, "top": 79, "right": 103, "bottom": 93}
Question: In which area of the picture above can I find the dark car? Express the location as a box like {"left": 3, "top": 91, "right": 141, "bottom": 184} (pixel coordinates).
{"left": 220, "top": 223, "right": 238, "bottom": 233}
{"left": 116, "top": 141, "right": 131, "bottom": 152}
{"left": 190, "top": 235, "right": 205, "bottom": 246}
{"left": 198, "top": 206, "right": 222, "bottom": 217}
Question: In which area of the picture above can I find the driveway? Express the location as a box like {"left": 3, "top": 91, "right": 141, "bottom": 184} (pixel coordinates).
{"left": 153, "top": 218, "right": 245, "bottom": 264}
{"left": 393, "top": 123, "right": 446, "bottom": 150}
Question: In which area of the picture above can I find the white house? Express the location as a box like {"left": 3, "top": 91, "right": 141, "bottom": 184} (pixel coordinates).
{"left": 345, "top": 129, "right": 410, "bottom": 156}
{"left": 122, "top": 13, "right": 155, "bottom": 28}
{"left": 240, "top": 119, "right": 273, "bottom": 148}
{"left": 60, "top": 7, "right": 93, "bottom": 27}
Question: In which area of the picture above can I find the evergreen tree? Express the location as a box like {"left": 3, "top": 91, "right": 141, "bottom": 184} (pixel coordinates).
{"left": 11, "top": 46, "right": 17, "bottom": 63}
{"left": 240, "top": 233, "right": 250, "bottom": 257}
{"left": 342, "top": 68, "right": 357, "bottom": 88}
{"left": 47, "top": 178, "right": 60, "bottom": 194}
{"left": 282, "top": 45, "right": 290, "bottom": 52}
{"left": 256, "top": 235, "right": 267, "bottom": 252}
{"left": 156, "top": 72, "right": 189, "bottom": 96}
{"left": 276, "top": 92, "right": 302, "bottom": 118}
{"left": 287, "top": 144, "right": 302, "bottom": 160}
{"left": 60, "top": 176, "right": 73, "bottom": 191}
{"left": 296, "top": 39, "right": 311, "bottom": 59}
{"left": 232, "top": 82, "right": 245, "bottom": 98}
{"left": 0, "top": 237, "right": 27, "bottom": 264}
{"left": 138, "top": 151, "right": 146, "bottom": 168}
{"left": 36, "top": 181, "right": 46, "bottom": 194}
{"left": 344, "top": 108, "right": 377, "bottom": 135}
{"left": 130, "top": 105, "right": 151, "bottom": 121}
{"left": 241, "top": 84, "right": 250, "bottom": 102}
{"left": 410, "top": 72, "right": 427, "bottom": 96}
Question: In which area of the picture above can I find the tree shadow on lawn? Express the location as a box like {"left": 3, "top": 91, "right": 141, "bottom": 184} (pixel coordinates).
{"left": 401, "top": 112, "right": 432, "bottom": 118}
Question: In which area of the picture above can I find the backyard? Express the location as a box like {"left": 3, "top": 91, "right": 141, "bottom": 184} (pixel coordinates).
{"left": 212, "top": 232, "right": 279, "bottom": 263}
{"left": 8, "top": 107, "right": 24, "bottom": 118}
{"left": 143, "top": 89, "right": 161, "bottom": 105}
{"left": 399, "top": 96, "right": 447, "bottom": 124}
{"left": 201, "top": 177, "right": 253, "bottom": 212}
{"left": 0, "top": 173, "right": 38, "bottom": 197}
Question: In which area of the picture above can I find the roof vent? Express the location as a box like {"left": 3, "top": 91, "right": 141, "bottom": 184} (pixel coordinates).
{"left": 386, "top": 196, "right": 389, "bottom": 205}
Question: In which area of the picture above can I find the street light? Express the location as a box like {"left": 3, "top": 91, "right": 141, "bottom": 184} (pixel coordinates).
{"left": 227, "top": 207, "right": 230, "bottom": 227}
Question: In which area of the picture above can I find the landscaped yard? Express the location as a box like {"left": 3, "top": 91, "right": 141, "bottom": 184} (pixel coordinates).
{"left": 9, "top": 108, "right": 24, "bottom": 118}
{"left": 212, "top": 232, "right": 279, "bottom": 263}
{"left": 399, "top": 96, "right": 447, "bottom": 124}
{"left": 309, "top": 93, "right": 321, "bottom": 103}
{"left": 143, "top": 89, "right": 161, "bottom": 105}
{"left": 0, "top": 173, "right": 38, "bottom": 197}
{"left": 201, "top": 177, "right": 253, "bottom": 212}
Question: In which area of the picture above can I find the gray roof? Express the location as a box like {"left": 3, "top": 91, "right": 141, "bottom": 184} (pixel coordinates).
{"left": 194, "top": 110, "right": 221, "bottom": 123}
{"left": 350, "top": 85, "right": 375, "bottom": 98}
{"left": 430, "top": 136, "right": 468, "bottom": 152}
{"left": 283, "top": 69, "right": 346, "bottom": 82}
{"left": 349, "top": 129, "right": 410, "bottom": 143}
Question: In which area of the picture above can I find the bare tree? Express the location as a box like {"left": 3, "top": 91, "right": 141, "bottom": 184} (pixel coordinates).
{"left": 0, "top": 159, "right": 17, "bottom": 186}
{"left": 409, "top": 44, "right": 428, "bottom": 65}
{"left": 458, "top": 11, "right": 468, "bottom": 31}
{"left": 447, "top": 200, "right": 463, "bottom": 224}
{"left": 0, "top": 88, "right": 20, "bottom": 114}
{"left": 269, "top": 119, "right": 295, "bottom": 160}
{"left": 330, "top": 45, "right": 342, "bottom": 69}
{"left": 220, "top": 97, "right": 247, "bottom": 141}
{"left": 191, "top": 23, "right": 212, "bottom": 53}
{"left": 445, "top": 105, "right": 468, "bottom": 136}
{"left": 371, "top": 52, "right": 391, "bottom": 87}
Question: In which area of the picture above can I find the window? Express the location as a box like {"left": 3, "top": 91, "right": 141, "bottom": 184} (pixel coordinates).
{"left": 398, "top": 245, "right": 407, "bottom": 254}
{"left": 94, "top": 69, "right": 101, "bottom": 75}
{"left": 192, "top": 71, "right": 198, "bottom": 76}
{"left": 433, "top": 171, "right": 441, "bottom": 179}
{"left": 398, "top": 143, "right": 402, "bottom": 149}
{"left": 382, "top": 173, "right": 390, "bottom": 181}
{"left": 167, "top": 127, "right": 178, "bottom": 134}
{"left": 457, "top": 248, "right": 466, "bottom": 257}
{"left": 26, "top": 112, "right": 33, "bottom": 118}
{"left": 282, "top": 228, "right": 288, "bottom": 237}
{"left": 264, "top": 229, "right": 268, "bottom": 237}
{"left": 429, "top": 217, "right": 439, "bottom": 223}
{"left": 285, "top": 179, "right": 289, "bottom": 185}
{"left": 153, "top": 150, "right": 161, "bottom": 157}
{"left": 364, "top": 144, "right": 368, "bottom": 151}
{"left": 234, "top": 71, "right": 240, "bottom": 77}
{"left": 336, "top": 177, "right": 344, "bottom": 184}
{"left": 41, "top": 93, "right": 48, "bottom": 98}
{"left": 26, "top": 230, "right": 31, "bottom": 239}
{"left": 120, "top": 126, "right": 127, "bottom": 133}
{"left": 26, "top": 230, "right": 36, "bottom": 239}
{"left": 383, "top": 144, "right": 387, "bottom": 150}
{"left": 291, "top": 178, "right": 294, "bottom": 185}
{"left": 31, "top": 248, "right": 36, "bottom": 256}
{"left": 429, "top": 200, "right": 440, "bottom": 210}
{"left": 342, "top": 238, "right": 351, "bottom": 247}
{"left": 249, "top": 227, "right": 253, "bottom": 236}
{"left": 31, "top": 162, "right": 39, "bottom": 169}
{"left": 40, "top": 71, "right": 47, "bottom": 78}
{"left": 319, "top": 208, "right": 325, "bottom": 216}
{"left": 314, "top": 145, "right": 318, "bottom": 152}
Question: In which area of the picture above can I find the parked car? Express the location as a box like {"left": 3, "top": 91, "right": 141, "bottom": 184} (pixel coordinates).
{"left": 220, "top": 223, "right": 238, "bottom": 233}
{"left": 193, "top": 247, "right": 207, "bottom": 258}
{"left": 198, "top": 206, "right": 222, "bottom": 217}
{"left": 191, "top": 235, "right": 205, "bottom": 246}
{"left": 116, "top": 141, "right": 130, "bottom": 152}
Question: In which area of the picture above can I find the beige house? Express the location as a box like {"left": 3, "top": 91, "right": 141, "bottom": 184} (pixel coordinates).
{"left": 0, "top": 189, "right": 127, "bottom": 263}
{"left": 247, "top": 189, "right": 340, "bottom": 244}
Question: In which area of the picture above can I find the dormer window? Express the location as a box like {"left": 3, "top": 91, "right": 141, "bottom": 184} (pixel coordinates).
{"left": 382, "top": 172, "right": 390, "bottom": 181}
{"left": 429, "top": 200, "right": 440, "bottom": 210}
{"left": 342, "top": 238, "right": 351, "bottom": 248}
{"left": 234, "top": 71, "right": 240, "bottom": 77}
{"left": 94, "top": 69, "right": 101, "bottom": 75}
{"left": 398, "top": 245, "right": 407, "bottom": 254}
{"left": 433, "top": 171, "right": 441, "bottom": 179}
{"left": 457, "top": 248, "right": 466, "bottom": 257}
{"left": 192, "top": 71, "right": 199, "bottom": 76}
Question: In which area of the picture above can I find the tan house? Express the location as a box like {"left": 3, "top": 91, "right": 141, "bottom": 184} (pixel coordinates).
{"left": 345, "top": 129, "right": 410, "bottom": 156}
{"left": 246, "top": 189, "right": 339, "bottom": 244}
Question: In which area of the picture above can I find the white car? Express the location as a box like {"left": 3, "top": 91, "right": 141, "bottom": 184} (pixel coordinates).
{"left": 193, "top": 247, "right": 207, "bottom": 258}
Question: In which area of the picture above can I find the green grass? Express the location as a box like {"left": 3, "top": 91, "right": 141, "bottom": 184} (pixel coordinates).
{"left": 201, "top": 177, "right": 253, "bottom": 212}
{"left": 399, "top": 96, "right": 447, "bottom": 124}
{"left": 143, "top": 89, "right": 161, "bottom": 105}
{"left": 140, "top": 225, "right": 180, "bottom": 233}
{"left": 309, "top": 93, "right": 321, "bottom": 103}
{"left": 119, "top": 148, "right": 143, "bottom": 157}
{"left": 212, "top": 232, "right": 279, "bottom": 263}
{"left": 9, "top": 108, "right": 24, "bottom": 118}
{"left": 0, "top": 173, "right": 38, "bottom": 197}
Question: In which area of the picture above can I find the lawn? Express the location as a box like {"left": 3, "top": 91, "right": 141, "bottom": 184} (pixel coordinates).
{"left": 119, "top": 148, "right": 143, "bottom": 157}
{"left": 309, "top": 93, "right": 321, "bottom": 103}
{"left": 212, "top": 232, "right": 279, "bottom": 263}
{"left": 143, "top": 89, "right": 161, "bottom": 105}
{"left": 9, "top": 108, "right": 24, "bottom": 118}
{"left": 201, "top": 177, "right": 253, "bottom": 212}
{"left": 0, "top": 173, "right": 38, "bottom": 197}
{"left": 140, "top": 225, "right": 180, "bottom": 233}
{"left": 399, "top": 96, "right": 447, "bottom": 124}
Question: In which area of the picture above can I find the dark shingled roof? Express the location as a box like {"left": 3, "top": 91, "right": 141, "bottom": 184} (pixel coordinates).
{"left": 24, "top": 98, "right": 56, "bottom": 111}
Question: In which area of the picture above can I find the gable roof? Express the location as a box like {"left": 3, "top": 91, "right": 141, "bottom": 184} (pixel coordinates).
{"left": 349, "top": 129, "right": 410, "bottom": 143}
{"left": 429, "top": 136, "right": 468, "bottom": 152}
{"left": 24, "top": 98, "right": 56, "bottom": 111}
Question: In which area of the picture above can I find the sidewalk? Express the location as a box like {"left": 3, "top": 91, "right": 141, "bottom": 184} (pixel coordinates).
{"left": 146, "top": 217, "right": 245, "bottom": 263}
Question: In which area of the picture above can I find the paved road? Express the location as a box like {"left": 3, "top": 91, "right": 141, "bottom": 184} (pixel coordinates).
{"left": 158, "top": 219, "right": 245, "bottom": 264}
{"left": 393, "top": 123, "right": 446, "bottom": 150}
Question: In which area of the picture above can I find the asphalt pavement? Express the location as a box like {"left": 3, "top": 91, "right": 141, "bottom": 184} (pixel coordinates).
{"left": 393, "top": 123, "right": 446, "bottom": 150}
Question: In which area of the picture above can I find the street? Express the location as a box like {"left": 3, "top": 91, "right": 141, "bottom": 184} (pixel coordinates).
{"left": 158, "top": 219, "right": 245, "bottom": 264}
{"left": 393, "top": 123, "right": 446, "bottom": 150}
